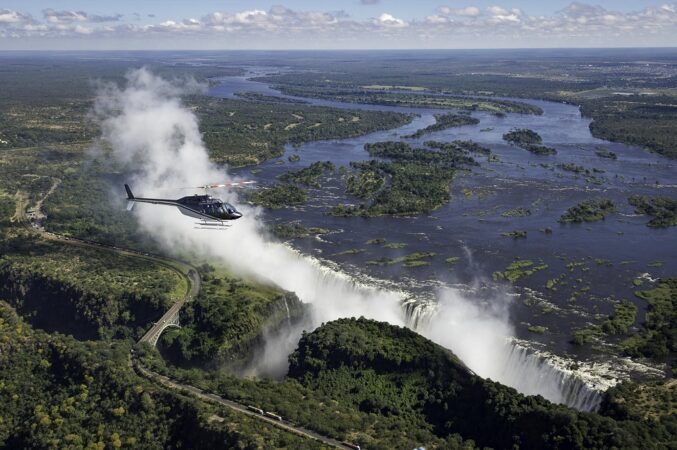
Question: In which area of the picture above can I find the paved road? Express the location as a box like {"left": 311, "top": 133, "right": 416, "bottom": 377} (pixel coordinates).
{"left": 19, "top": 182, "right": 352, "bottom": 449}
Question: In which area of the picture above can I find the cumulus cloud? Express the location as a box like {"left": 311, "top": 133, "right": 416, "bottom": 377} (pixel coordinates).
{"left": 374, "top": 12, "right": 408, "bottom": 27}
{"left": 1, "top": 3, "right": 676, "bottom": 47}
{"left": 0, "top": 9, "right": 30, "bottom": 24}
{"left": 486, "top": 6, "right": 522, "bottom": 23}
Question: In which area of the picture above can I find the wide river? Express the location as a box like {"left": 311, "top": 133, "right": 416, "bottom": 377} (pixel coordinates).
{"left": 209, "top": 69, "right": 676, "bottom": 362}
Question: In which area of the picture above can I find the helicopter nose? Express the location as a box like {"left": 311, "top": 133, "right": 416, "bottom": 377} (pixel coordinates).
{"left": 233, "top": 211, "right": 243, "bottom": 219}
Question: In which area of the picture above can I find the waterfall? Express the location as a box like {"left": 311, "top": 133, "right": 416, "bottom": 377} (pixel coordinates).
{"left": 235, "top": 244, "right": 606, "bottom": 412}
{"left": 402, "top": 297, "right": 438, "bottom": 329}
{"left": 404, "top": 299, "right": 604, "bottom": 412}
{"left": 282, "top": 297, "right": 291, "bottom": 325}
{"left": 494, "top": 344, "right": 603, "bottom": 412}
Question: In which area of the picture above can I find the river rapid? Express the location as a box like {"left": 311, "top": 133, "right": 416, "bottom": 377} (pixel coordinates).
{"left": 206, "top": 68, "right": 675, "bottom": 409}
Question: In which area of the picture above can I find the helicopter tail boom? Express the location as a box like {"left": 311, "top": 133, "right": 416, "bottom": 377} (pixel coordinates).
{"left": 124, "top": 184, "right": 135, "bottom": 200}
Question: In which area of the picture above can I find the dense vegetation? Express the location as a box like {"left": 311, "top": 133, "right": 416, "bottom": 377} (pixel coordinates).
{"left": 404, "top": 112, "right": 479, "bottom": 138}
{"left": 193, "top": 96, "right": 412, "bottom": 165}
{"left": 629, "top": 196, "right": 677, "bottom": 228}
{"left": 256, "top": 83, "right": 544, "bottom": 115}
{"left": 270, "top": 223, "right": 330, "bottom": 239}
{"left": 503, "top": 129, "right": 557, "bottom": 155}
{"left": 601, "top": 300, "right": 638, "bottom": 335}
{"left": 161, "top": 266, "right": 305, "bottom": 368}
{"left": 580, "top": 96, "right": 677, "bottom": 159}
{"left": 288, "top": 317, "right": 675, "bottom": 450}
{"left": 493, "top": 259, "right": 548, "bottom": 283}
{"left": 345, "top": 166, "right": 387, "bottom": 199}
{"left": 248, "top": 183, "right": 308, "bottom": 209}
{"left": 621, "top": 278, "right": 677, "bottom": 370}
{"left": 1, "top": 52, "right": 676, "bottom": 448}
{"left": 0, "top": 233, "right": 183, "bottom": 340}
{"left": 332, "top": 141, "right": 476, "bottom": 217}
{"left": 277, "top": 161, "right": 335, "bottom": 187}
{"left": 601, "top": 380, "right": 676, "bottom": 423}
{"left": 234, "top": 91, "right": 308, "bottom": 104}
{"left": 434, "top": 140, "right": 491, "bottom": 155}
{"left": 559, "top": 199, "right": 616, "bottom": 224}
{"left": 502, "top": 207, "right": 531, "bottom": 217}
{"left": 254, "top": 50, "right": 675, "bottom": 159}
{"left": 503, "top": 128, "right": 542, "bottom": 145}
{"left": 0, "top": 302, "right": 316, "bottom": 449}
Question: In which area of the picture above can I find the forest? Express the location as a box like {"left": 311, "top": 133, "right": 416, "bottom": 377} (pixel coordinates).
{"left": 248, "top": 183, "right": 308, "bottom": 208}
{"left": 277, "top": 161, "right": 336, "bottom": 187}
{"left": 0, "top": 232, "right": 182, "bottom": 340}
{"left": 0, "top": 52, "right": 675, "bottom": 449}
{"left": 503, "top": 129, "right": 557, "bottom": 155}
{"left": 160, "top": 265, "right": 304, "bottom": 368}
{"left": 0, "top": 302, "right": 318, "bottom": 449}
{"left": 192, "top": 96, "right": 412, "bottom": 166}
{"left": 559, "top": 199, "right": 616, "bottom": 224}
{"left": 287, "top": 317, "right": 675, "bottom": 450}
{"left": 580, "top": 96, "right": 677, "bottom": 159}
{"left": 628, "top": 196, "right": 677, "bottom": 228}
{"left": 621, "top": 278, "right": 677, "bottom": 368}
{"left": 331, "top": 141, "right": 477, "bottom": 217}
{"left": 259, "top": 83, "right": 544, "bottom": 115}
{"left": 254, "top": 50, "right": 677, "bottom": 160}
{"left": 404, "top": 112, "right": 480, "bottom": 138}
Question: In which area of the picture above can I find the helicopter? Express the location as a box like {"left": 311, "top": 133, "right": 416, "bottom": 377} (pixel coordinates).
{"left": 124, "top": 181, "right": 255, "bottom": 227}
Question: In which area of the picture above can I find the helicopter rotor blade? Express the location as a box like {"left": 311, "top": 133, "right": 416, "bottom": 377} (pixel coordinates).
{"left": 202, "top": 181, "right": 257, "bottom": 189}
{"left": 179, "top": 181, "right": 257, "bottom": 190}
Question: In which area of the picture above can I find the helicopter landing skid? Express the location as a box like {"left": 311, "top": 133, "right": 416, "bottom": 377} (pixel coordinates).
{"left": 194, "top": 221, "right": 231, "bottom": 230}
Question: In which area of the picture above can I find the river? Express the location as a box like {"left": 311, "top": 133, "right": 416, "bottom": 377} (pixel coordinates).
{"left": 206, "top": 68, "right": 675, "bottom": 408}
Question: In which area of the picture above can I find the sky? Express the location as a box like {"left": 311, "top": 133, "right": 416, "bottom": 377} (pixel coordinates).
{"left": 1, "top": 1, "right": 676, "bottom": 50}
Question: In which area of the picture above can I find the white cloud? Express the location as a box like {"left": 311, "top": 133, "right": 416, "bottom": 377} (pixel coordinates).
{"left": 439, "top": 6, "right": 481, "bottom": 17}
{"left": 486, "top": 6, "right": 522, "bottom": 23}
{"left": 0, "top": 9, "right": 29, "bottom": 24}
{"left": 1, "top": 3, "right": 676, "bottom": 48}
{"left": 374, "top": 12, "right": 408, "bottom": 27}
{"left": 73, "top": 24, "right": 92, "bottom": 35}
{"left": 426, "top": 14, "right": 450, "bottom": 24}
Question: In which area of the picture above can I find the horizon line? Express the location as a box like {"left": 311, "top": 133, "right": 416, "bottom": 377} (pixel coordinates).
{"left": 2, "top": 46, "right": 677, "bottom": 53}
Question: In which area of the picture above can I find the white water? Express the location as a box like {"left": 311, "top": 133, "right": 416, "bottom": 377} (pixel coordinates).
{"left": 96, "top": 68, "right": 607, "bottom": 412}
{"left": 498, "top": 344, "right": 602, "bottom": 411}
{"left": 404, "top": 290, "right": 605, "bottom": 411}
{"left": 282, "top": 297, "right": 291, "bottom": 325}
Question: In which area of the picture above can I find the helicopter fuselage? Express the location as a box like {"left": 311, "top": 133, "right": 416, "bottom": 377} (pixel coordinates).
{"left": 124, "top": 185, "right": 242, "bottom": 222}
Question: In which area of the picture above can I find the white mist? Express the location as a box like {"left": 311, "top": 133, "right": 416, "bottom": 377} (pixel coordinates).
{"left": 95, "top": 69, "right": 600, "bottom": 410}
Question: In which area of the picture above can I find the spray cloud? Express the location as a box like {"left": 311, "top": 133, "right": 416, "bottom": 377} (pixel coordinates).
{"left": 94, "top": 69, "right": 598, "bottom": 409}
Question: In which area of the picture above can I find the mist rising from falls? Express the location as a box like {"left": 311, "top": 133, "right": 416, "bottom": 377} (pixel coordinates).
{"left": 497, "top": 345, "right": 603, "bottom": 412}
{"left": 406, "top": 295, "right": 603, "bottom": 412}
{"left": 95, "top": 69, "right": 604, "bottom": 412}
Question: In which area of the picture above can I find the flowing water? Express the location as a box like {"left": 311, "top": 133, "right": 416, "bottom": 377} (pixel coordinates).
{"left": 204, "top": 68, "right": 675, "bottom": 410}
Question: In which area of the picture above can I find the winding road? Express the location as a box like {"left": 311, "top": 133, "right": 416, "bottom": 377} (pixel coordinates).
{"left": 18, "top": 179, "right": 352, "bottom": 450}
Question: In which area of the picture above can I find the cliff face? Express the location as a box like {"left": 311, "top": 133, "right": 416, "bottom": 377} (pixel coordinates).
{"left": 0, "top": 264, "right": 166, "bottom": 340}
{"left": 215, "top": 291, "right": 306, "bottom": 370}
{"left": 288, "top": 318, "right": 662, "bottom": 450}
{"left": 160, "top": 288, "right": 307, "bottom": 371}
